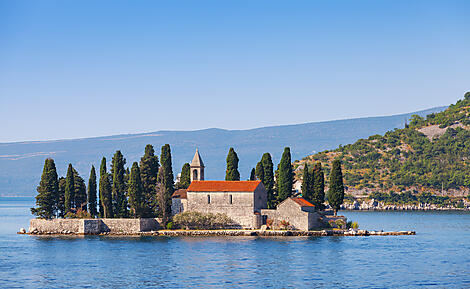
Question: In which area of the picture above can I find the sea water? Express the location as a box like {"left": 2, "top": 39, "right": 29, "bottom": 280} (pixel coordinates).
{"left": 1, "top": 197, "right": 469, "bottom": 288}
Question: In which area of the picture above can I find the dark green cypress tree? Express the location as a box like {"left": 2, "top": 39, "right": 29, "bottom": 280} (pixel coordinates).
{"left": 73, "top": 168, "right": 87, "bottom": 212}
{"left": 277, "top": 147, "right": 293, "bottom": 203}
{"left": 261, "top": 153, "right": 275, "bottom": 208}
{"left": 140, "top": 144, "right": 160, "bottom": 217}
{"left": 250, "top": 168, "right": 256, "bottom": 180}
{"left": 64, "top": 163, "right": 75, "bottom": 214}
{"left": 99, "top": 157, "right": 113, "bottom": 218}
{"left": 159, "top": 144, "right": 174, "bottom": 219}
{"left": 157, "top": 167, "right": 171, "bottom": 225}
{"left": 312, "top": 161, "right": 325, "bottom": 210}
{"left": 301, "top": 164, "right": 313, "bottom": 202}
{"left": 327, "top": 160, "right": 344, "bottom": 216}
{"left": 57, "top": 177, "right": 66, "bottom": 217}
{"left": 87, "top": 165, "right": 98, "bottom": 217}
{"left": 128, "top": 162, "right": 144, "bottom": 218}
{"left": 31, "top": 158, "right": 59, "bottom": 219}
{"left": 225, "top": 147, "right": 240, "bottom": 181}
{"left": 178, "top": 163, "right": 191, "bottom": 189}
{"left": 255, "top": 161, "right": 264, "bottom": 181}
{"left": 111, "top": 150, "right": 128, "bottom": 218}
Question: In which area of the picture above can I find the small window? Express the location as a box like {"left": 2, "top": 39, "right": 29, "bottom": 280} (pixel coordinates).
{"left": 229, "top": 195, "right": 233, "bottom": 204}
{"left": 207, "top": 194, "right": 211, "bottom": 204}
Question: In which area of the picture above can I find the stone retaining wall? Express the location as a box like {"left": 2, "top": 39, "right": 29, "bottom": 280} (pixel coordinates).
{"left": 29, "top": 218, "right": 161, "bottom": 235}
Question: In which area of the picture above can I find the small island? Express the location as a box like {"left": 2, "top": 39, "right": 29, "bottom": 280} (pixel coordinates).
{"left": 25, "top": 146, "right": 414, "bottom": 237}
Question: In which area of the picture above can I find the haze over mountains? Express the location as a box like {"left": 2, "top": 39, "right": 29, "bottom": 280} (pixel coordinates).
{"left": 0, "top": 107, "right": 445, "bottom": 196}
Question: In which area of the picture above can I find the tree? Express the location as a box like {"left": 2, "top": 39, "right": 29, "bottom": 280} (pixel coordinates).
{"left": 57, "top": 177, "right": 66, "bottom": 217}
{"left": 111, "top": 150, "right": 128, "bottom": 218}
{"left": 301, "top": 164, "right": 313, "bottom": 202}
{"left": 225, "top": 147, "right": 240, "bottom": 181}
{"left": 261, "top": 153, "right": 275, "bottom": 208}
{"left": 128, "top": 162, "right": 144, "bottom": 218}
{"left": 312, "top": 162, "right": 325, "bottom": 210}
{"left": 140, "top": 144, "right": 160, "bottom": 217}
{"left": 156, "top": 166, "right": 171, "bottom": 225}
{"left": 73, "top": 168, "right": 87, "bottom": 212}
{"left": 255, "top": 161, "right": 264, "bottom": 182}
{"left": 64, "top": 163, "right": 75, "bottom": 214}
{"left": 87, "top": 165, "right": 98, "bottom": 217}
{"left": 464, "top": 91, "right": 470, "bottom": 99}
{"left": 250, "top": 168, "right": 256, "bottom": 180}
{"left": 277, "top": 147, "right": 293, "bottom": 203}
{"left": 99, "top": 157, "right": 113, "bottom": 218}
{"left": 31, "top": 158, "right": 59, "bottom": 219}
{"left": 160, "top": 144, "right": 175, "bottom": 203}
{"left": 327, "top": 160, "right": 344, "bottom": 216}
{"left": 178, "top": 163, "right": 191, "bottom": 189}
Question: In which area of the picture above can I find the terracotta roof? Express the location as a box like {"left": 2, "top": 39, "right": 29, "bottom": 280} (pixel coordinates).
{"left": 187, "top": 181, "right": 261, "bottom": 192}
{"left": 172, "top": 189, "right": 187, "bottom": 199}
{"left": 291, "top": 197, "right": 315, "bottom": 207}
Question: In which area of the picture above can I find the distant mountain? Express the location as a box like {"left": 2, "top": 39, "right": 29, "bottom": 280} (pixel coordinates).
{"left": 0, "top": 106, "right": 445, "bottom": 196}
{"left": 295, "top": 96, "right": 470, "bottom": 197}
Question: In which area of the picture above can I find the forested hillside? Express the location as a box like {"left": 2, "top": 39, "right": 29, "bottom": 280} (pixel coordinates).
{"left": 295, "top": 93, "right": 470, "bottom": 197}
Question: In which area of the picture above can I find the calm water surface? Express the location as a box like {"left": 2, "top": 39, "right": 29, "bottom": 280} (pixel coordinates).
{"left": 1, "top": 197, "right": 469, "bottom": 288}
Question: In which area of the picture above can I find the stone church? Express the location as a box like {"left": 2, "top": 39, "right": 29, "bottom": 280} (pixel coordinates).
{"left": 172, "top": 149, "right": 322, "bottom": 230}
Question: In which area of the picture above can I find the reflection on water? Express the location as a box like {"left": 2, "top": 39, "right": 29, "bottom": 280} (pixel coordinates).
{"left": 1, "top": 197, "right": 469, "bottom": 288}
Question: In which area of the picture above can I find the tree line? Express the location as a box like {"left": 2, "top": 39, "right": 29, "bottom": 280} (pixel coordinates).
{"left": 32, "top": 145, "right": 345, "bottom": 220}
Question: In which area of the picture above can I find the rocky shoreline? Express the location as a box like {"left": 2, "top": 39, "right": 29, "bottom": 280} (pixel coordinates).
{"left": 342, "top": 200, "right": 470, "bottom": 211}
{"left": 20, "top": 228, "right": 416, "bottom": 237}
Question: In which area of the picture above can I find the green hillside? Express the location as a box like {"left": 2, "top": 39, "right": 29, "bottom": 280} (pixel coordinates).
{"left": 295, "top": 93, "right": 470, "bottom": 197}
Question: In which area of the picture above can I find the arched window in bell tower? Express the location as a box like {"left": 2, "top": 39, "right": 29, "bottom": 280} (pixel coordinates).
{"left": 193, "top": 169, "right": 198, "bottom": 181}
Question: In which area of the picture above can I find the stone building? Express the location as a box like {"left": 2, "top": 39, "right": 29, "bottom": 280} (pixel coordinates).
{"left": 171, "top": 149, "right": 323, "bottom": 230}
{"left": 261, "top": 197, "right": 322, "bottom": 231}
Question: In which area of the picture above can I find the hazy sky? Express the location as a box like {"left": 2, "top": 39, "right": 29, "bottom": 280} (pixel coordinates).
{"left": 1, "top": 0, "right": 469, "bottom": 142}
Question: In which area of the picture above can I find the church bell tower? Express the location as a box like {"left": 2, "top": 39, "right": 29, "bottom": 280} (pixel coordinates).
{"left": 190, "top": 148, "right": 205, "bottom": 182}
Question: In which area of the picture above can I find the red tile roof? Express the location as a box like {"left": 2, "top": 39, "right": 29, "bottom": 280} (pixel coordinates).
{"left": 291, "top": 197, "right": 315, "bottom": 207}
{"left": 172, "top": 189, "right": 187, "bottom": 199}
{"left": 187, "top": 181, "right": 261, "bottom": 192}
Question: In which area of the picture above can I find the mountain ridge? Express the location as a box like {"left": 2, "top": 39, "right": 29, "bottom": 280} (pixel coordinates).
{"left": 0, "top": 106, "right": 445, "bottom": 196}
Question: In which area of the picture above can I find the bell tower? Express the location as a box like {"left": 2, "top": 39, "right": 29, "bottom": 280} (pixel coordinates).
{"left": 190, "top": 148, "right": 205, "bottom": 182}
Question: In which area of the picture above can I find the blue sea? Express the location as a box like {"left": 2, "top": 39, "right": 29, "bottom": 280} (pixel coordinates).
{"left": 1, "top": 197, "right": 469, "bottom": 288}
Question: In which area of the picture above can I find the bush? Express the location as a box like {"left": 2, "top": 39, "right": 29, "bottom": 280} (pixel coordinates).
{"left": 166, "top": 222, "right": 174, "bottom": 230}
{"left": 173, "top": 211, "right": 234, "bottom": 230}
{"left": 279, "top": 220, "right": 290, "bottom": 230}
{"left": 64, "top": 209, "right": 91, "bottom": 219}
{"left": 347, "top": 221, "right": 359, "bottom": 229}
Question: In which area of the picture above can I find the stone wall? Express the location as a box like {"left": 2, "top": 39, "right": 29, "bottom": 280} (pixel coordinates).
{"left": 29, "top": 218, "right": 161, "bottom": 235}
{"left": 187, "top": 191, "right": 257, "bottom": 228}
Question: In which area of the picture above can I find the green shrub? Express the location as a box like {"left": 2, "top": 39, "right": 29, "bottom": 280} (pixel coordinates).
{"left": 173, "top": 211, "right": 234, "bottom": 230}
{"left": 166, "top": 222, "right": 174, "bottom": 230}
{"left": 64, "top": 209, "right": 91, "bottom": 219}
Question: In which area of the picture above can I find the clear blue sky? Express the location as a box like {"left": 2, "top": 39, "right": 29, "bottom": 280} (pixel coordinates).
{"left": 1, "top": 0, "right": 469, "bottom": 142}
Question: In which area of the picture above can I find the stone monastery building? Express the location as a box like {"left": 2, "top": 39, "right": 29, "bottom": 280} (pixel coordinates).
{"left": 172, "top": 149, "right": 322, "bottom": 230}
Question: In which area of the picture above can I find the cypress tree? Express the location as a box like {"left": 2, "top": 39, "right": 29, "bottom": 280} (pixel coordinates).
{"left": 64, "top": 163, "right": 75, "bottom": 214}
{"left": 225, "top": 147, "right": 240, "bottom": 181}
{"left": 156, "top": 166, "right": 171, "bottom": 225}
{"left": 99, "top": 157, "right": 113, "bottom": 218}
{"left": 178, "top": 163, "right": 191, "bottom": 189}
{"left": 73, "top": 168, "right": 87, "bottom": 212}
{"left": 160, "top": 144, "right": 175, "bottom": 198}
{"left": 57, "top": 177, "right": 66, "bottom": 217}
{"left": 111, "top": 150, "right": 128, "bottom": 218}
{"left": 261, "top": 153, "right": 275, "bottom": 208}
{"left": 140, "top": 144, "right": 160, "bottom": 217}
{"left": 277, "top": 147, "right": 293, "bottom": 203}
{"left": 255, "top": 161, "right": 264, "bottom": 181}
{"left": 301, "top": 164, "right": 313, "bottom": 202}
{"left": 87, "top": 165, "right": 98, "bottom": 217}
{"left": 31, "top": 158, "right": 59, "bottom": 219}
{"left": 128, "top": 162, "right": 144, "bottom": 218}
{"left": 250, "top": 168, "right": 256, "bottom": 180}
{"left": 327, "top": 160, "right": 344, "bottom": 216}
{"left": 312, "top": 162, "right": 325, "bottom": 210}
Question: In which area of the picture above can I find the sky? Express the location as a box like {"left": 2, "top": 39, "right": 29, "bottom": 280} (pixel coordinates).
{"left": 1, "top": 0, "right": 469, "bottom": 142}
